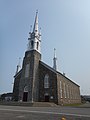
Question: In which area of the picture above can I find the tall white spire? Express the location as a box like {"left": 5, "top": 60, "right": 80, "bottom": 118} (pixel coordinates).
{"left": 15, "top": 57, "right": 21, "bottom": 74}
{"left": 27, "top": 11, "right": 41, "bottom": 53}
{"left": 33, "top": 10, "right": 38, "bottom": 34}
{"left": 53, "top": 48, "right": 57, "bottom": 70}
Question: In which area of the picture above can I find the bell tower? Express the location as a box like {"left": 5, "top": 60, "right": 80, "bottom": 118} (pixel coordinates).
{"left": 18, "top": 11, "right": 41, "bottom": 102}
{"left": 27, "top": 11, "right": 41, "bottom": 53}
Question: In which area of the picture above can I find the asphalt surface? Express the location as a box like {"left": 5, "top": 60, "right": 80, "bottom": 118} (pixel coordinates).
{"left": 0, "top": 105, "right": 90, "bottom": 120}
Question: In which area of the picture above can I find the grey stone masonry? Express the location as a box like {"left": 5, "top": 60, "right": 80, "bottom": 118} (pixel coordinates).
{"left": 57, "top": 72, "right": 81, "bottom": 105}
{"left": 18, "top": 50, "right": 41, "bottom": 102}
{"left": 39, "top": 61, "right": 58, "bottom": 104}
{"left": 13, "top": 70, "right": 22, "bottom": 101}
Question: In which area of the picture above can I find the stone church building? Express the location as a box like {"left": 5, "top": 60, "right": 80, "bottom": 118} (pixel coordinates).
{"left": 13, "top": 12, "right": 81, "bottom": 105}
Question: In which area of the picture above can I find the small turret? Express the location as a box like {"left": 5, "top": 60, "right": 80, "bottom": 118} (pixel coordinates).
{"left": 53, "top": 48, "right": 57, "bottom": 70}
{"left": 15, "top": 57, "right": 21, "bottom": 74}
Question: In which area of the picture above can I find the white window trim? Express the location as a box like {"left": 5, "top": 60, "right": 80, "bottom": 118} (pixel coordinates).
{"left": 25, "top": 64, "right": 30, "bottom": 78}
{"left": 64, "top": 83, "right": 66, "bottom": 98}
{"left": 44, "top": 74, "right": 49, "bottom": 88}
{"left": 60, "top": 81, "right": 62, "bottom": 98}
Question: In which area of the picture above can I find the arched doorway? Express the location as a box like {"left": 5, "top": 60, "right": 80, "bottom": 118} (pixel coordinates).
{"left": 44, "top": 93, "right": 49, "bottom": 102}
{"left": 23, "top": 86, "right": 28, "bottom": 102}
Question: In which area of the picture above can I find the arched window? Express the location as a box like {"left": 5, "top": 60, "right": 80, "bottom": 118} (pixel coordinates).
{"left": 63, "top": 82, "right": 66, "bottom": 98}
{"left": 60, "top": 81, "right": 62, "bottom": 98}
{"left": 37, "top": 42, "right": 39, "bottom": 50}
{"left": 25, "top": 64, "right": 30, "bottom": 78}
{"left": 44, "top": 74, "right": 49, "bottom": 88}
{"left": 24, "top": 86, "right": 28, "bottom": 92}
{"left": 31, "top": 41, "right": 34, "bottom": 49}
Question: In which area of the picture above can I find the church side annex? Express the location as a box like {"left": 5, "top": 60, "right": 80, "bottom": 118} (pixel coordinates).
{"left": 13, "top": 12, "right": 81, "bottom": 105}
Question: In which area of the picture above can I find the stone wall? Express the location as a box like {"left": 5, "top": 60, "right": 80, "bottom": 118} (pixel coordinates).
{"left": 57, "top": 73, "right": 81, "bottom": 105}
{"left": 13, "top": 71, "right": 21, "bottom": 101}
{"left": 18, "top": 50, "right": 41, "bottom": 102}
{"left": 13, "top": 51, "right": 81, "bottom": 105}
{"left": 39, "top": 62, "right": 58, "bottom": 104}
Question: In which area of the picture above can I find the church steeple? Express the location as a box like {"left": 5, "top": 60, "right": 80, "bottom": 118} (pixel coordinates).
{"left": 27, "top": 11, "right": 41, "bottom": 53}
{"left": 53, "top": 48, "right": 57, "bottom": 70}
{"left": 33, "top": 10, "right": 38, "bottom": 34}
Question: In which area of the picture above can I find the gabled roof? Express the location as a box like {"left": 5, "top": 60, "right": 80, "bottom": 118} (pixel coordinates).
{"left": 40, "top": 60, "right": 80, "bottom": 87}
{"left": 14, "top": 69, "right": 22, "bottom": 78}
{"left": 57, "top": 71, "right": 80, "bottom": 87}
{"left": 40, "top": 61, "right": 57, "bottom": 74}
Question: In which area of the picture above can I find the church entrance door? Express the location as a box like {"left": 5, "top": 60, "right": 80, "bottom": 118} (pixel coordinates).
{"left": 23, "top": 92, "right": 28, "bottom": 102}
{"left": 45, "top": 95, "right": 49, "bottom": 102}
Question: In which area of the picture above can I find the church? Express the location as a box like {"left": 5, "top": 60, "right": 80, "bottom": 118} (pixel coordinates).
{"left": 13, "top": 12, "right": 81, "bottom": 105}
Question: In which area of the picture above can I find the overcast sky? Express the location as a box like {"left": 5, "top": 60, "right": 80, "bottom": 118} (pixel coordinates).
{"left": 0, "top": 0, "right": 90, "bottom": 95}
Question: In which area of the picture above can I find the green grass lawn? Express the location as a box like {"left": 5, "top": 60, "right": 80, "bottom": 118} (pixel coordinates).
{"left": 64, "top": 103, "right": 83, "bottom": 107}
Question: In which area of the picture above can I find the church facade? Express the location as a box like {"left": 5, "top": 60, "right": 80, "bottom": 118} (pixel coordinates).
{"left": 13, "top": 12, "right": 81, "bottom": 105}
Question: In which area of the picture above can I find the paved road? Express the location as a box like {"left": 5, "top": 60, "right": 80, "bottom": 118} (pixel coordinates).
{"left": 0, "top": 105, "right": 90, "bottom": 120}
